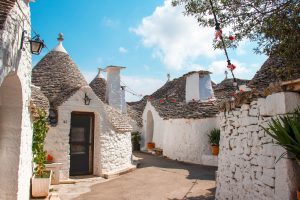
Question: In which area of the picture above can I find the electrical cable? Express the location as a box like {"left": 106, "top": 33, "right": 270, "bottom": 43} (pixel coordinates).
{"left": 208, "top": 0, "right": 239, "bottom": 91}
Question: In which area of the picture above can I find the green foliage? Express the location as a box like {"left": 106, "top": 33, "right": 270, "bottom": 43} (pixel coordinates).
{"left": 172, "top": 0, "right": 300, "bottom": 68}
{"left": 32, "top": 109, "right": 49, "bottom": 178}
{"left": 208, "top": 128, "right": 220, "bottom": 146}
{"left": 263, "top": 108, "right": 300, "bottom": 162}
{"left": 131, "top": 132, "right": 141, "bottom": 143}
{"left": 131, "top": 132, "right": 141, "bottom": 151}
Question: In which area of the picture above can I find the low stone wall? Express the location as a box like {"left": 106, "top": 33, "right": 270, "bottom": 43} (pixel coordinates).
{"left": 216, "top": 92, "right": 300, "bottom": 200}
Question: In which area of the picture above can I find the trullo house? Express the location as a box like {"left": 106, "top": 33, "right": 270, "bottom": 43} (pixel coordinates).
{"left": 31, "top": 33, "right": 134, "bottom": 180}
{"left": 128, "top": 71, "right": 248, "bottom": 166}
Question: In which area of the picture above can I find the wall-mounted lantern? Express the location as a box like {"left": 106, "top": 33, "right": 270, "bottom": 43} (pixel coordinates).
{"left": 20, "top": 30, "right": 45, "bottom": 55}
{"left": 84, "top": 93, "right": 91, "bottom": 105}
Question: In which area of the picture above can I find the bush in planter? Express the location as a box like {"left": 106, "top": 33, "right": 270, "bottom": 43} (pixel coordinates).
{"left": 32, "top": 109, "right": 52, "bottom": 197}
{"left": 131, "top": 132, "right": 141, "bottom": 151}
{"left": 32, "top": 109, "right": 49, "bottom": 177}
{"left": 263, "top": 108, "right": 300, "bottom": 164}
{"left": 208, "top": 128, "right": 220, "bottom": 155}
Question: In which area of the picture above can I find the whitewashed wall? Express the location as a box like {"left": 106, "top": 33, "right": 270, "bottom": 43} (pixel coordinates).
{"left": 142, "top": 102, "right": 166, "bottom": 150}
{"left": 142, "top": 102, "right": 219, "bottom": 164}
{"left": 163, "top": 117, "right": 218, "bottom": 164}
{"left": 185, "top": 73, "right": 200, "bottom": 102}
{"left": 0, "top": 1, "right": 33, "bottom": 200}
{"left": 216, "top": 92, "right": 300, "bottom": 200}
{"left": 45, "top": 86, "right": 132, "bottom": 179}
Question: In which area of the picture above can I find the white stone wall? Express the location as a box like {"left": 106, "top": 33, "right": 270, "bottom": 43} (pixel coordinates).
{"left": 186, "top": 73, "right": 200, "bottom": 102}
{"left": 142, "top": 102, "right": 219, "bottom": 164}
{"left": 0, "top": 1, "right": 33, "bottom": 200}
{"left": 45, "top": 86, "right": 132, "bottom": 179}
{"left": 216, "top": 92, "right": 300, "bottom": 200}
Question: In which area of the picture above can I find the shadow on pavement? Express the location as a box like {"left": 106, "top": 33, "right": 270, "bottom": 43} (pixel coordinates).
{"left": 135, "top": 152, "right": 217, "bottom": 181}
{"left": 168, "top": 187, "right": 216, "bottom": 200}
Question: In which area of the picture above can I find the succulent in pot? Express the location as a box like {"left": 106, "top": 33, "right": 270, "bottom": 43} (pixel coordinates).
{"left": 208, "top": 128, "right": 220, "bottom": 155}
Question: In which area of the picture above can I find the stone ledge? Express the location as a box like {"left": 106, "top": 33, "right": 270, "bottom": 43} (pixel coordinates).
{"left": 202, "top": 155, "right": 218, "bottom": 167}
{"left": 101, "top": 165, "right": 137, "bottom": 179}
{"left": 258, "top": 92, "right": 300, "bottom": 116}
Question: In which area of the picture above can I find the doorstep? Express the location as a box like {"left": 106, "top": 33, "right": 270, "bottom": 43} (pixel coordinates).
{"left": 100, "top": 165, "right": 137, "bottom": 179}
{"left": 31, "top": 189, "right": 60, "bottom": 200}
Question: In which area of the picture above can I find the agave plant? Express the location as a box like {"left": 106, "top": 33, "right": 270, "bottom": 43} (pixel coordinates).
{"left": 208, "top": 128, "right": 220, "bottom": 146}
{"left": 263, "top": 108, "right": 300, "bottom": 164}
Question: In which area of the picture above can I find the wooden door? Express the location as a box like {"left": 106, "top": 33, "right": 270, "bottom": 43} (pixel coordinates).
{"left": 69, "top": 112, "right": 94, "bottom": 176}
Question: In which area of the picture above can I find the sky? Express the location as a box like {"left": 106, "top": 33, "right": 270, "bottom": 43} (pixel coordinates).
{"left": 31, "top": 0, "right": 267, "bottom": 102}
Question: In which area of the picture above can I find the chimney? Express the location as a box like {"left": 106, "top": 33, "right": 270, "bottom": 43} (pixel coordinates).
{"left": 121, "top": 86, "right": 127, "bottom": 114}
{"left": 105, "top": 66, "right": 125, "bottom": 111}
{"left": 185, "top": 71, "right": 215, "bottom": 102}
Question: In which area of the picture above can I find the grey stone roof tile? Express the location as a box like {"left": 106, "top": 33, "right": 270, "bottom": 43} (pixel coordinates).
{"left": 0, "top": 0, "right": 15, "bottom": 30}
{"left": 32, "top": 51, "right": 88, "bottom": 109}
{"left": 90, "top": 77, "right": 107, "bottom": 102}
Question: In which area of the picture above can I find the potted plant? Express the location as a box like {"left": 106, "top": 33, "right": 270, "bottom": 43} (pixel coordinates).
{"left": 263, "top": 108, "right": 300, "bottom": 200}
{"left": 208, "top": 128, "right": 220, "bottom": 156}
{"left": 31, "top": 109, "right": 52, "bottom": 197}
{"left": 147, "top": 142, "right": 155, "bottom": 150}
{"left": 131, "top": 132, "right": 141, "bottom": 151}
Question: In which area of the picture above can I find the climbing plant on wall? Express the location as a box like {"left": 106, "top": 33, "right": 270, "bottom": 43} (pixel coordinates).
{"left": 32, "top": 109, "right": 49, "bottom": 177}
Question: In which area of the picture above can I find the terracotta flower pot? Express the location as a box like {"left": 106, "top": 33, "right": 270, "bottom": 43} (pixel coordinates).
{"left": 211, "top": 145, "right": 219, "bottom": 156}
{"left": 297, "top": 190, "right": 300, "bottom": 200}
{"left": 147, "top": 142, "right": 155, "bottom": 150}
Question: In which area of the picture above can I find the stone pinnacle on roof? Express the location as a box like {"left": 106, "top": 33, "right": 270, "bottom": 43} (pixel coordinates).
{"left": 96, "top": 67, "right": 104, "bottom": 78}
{"left": 53, "top": 33, "right": 67, "bottom": 53}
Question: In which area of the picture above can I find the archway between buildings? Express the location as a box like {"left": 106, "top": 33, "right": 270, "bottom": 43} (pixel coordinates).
{"left": 146, "top": 110, "right": 154, "bottom": 146}
{"left": 0, "top": 74, "right": 22, "bottom": 199}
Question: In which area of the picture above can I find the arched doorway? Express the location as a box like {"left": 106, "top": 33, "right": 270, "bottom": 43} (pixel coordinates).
{"left": 146, "top": 111, "right": 154, "bottom": 145}
{"left": 0, "top": 74, "right": 22, "bottom": 199}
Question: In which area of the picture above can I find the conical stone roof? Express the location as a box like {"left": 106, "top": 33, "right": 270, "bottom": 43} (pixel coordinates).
{"left": 249, "top": 56, "right": 300, "bottom": 91}
{"left": 32, "top": 34, "right": 87, "bottom": 109}
{"left": 90, "top": 68, "right": 107, "bottom": 102}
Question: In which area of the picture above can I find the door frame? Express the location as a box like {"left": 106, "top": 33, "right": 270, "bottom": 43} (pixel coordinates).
{"left": 69, "top": 111, "right": 95, "bottom": 175}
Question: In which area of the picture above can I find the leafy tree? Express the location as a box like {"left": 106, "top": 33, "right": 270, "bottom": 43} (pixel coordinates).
{"left": 172, "top": 0, "right": 300, "bottom": 68}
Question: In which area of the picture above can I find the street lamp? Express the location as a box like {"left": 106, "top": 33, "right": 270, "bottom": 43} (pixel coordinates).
{"left": 83, "top": 93, "right": 91, "bottom": 105}
{"left": 20, "top": 30, "right": 45, "bottom": 55}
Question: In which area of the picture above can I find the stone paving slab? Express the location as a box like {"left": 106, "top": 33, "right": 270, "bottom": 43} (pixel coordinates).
{"left": 56, "top": 152, "right": 217, "bottom": 200}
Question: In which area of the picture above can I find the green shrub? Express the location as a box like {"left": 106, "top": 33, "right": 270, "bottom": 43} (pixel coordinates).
{"left": 32, "top": 109, "right": 49, "bottom": 177}
{"left": 263, "top": 108, "right": 300, "bottom": 162}
{"left": 208, "top": 128, "right": 220, "bottom": 146}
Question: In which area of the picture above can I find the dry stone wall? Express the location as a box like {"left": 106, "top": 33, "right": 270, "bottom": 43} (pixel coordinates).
{"left": 0, "top": 1, "right": 33, "bottom": 200}
{"left": 216, "top": 92, "right": 300, "bottom": 200}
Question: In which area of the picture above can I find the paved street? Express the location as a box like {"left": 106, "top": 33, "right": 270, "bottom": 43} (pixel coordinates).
{"left": 58, "top": 152, "right": 217, "bottom": 200}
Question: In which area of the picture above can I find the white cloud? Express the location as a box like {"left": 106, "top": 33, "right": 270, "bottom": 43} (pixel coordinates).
{"left": 102, "top": 17, "right": 120, "bottom": 28}
{"left": 118, "top": 47, "right": 128, "bottom": 53}
{"left": 82, "top": 70, "right": 98, "bottom": 83}
{"left": 131, "top": 0, "right": 221, "bottom": 70}
{"left": 121, "top": 75, "right": 165, "bottom": 102}
{"left": 143, "top": 64, "right": 150, "bottom": 71}
{"left": 208, "top": 60, "right": 260, "bottom": 82}
{"left": 81, "top": 71, "right": 164, "bottom": 102}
